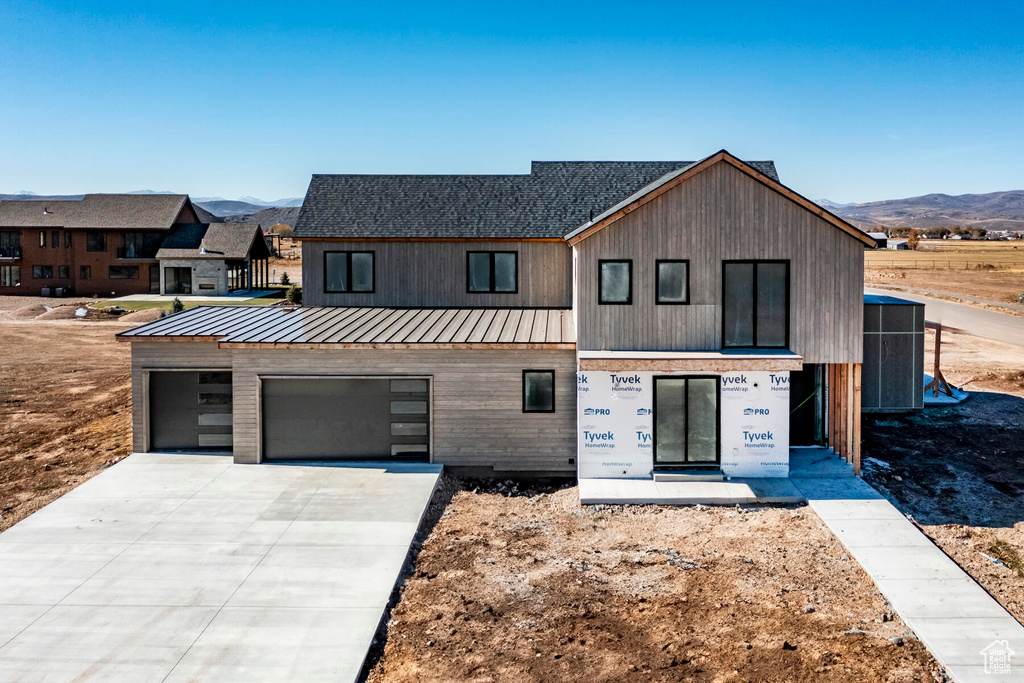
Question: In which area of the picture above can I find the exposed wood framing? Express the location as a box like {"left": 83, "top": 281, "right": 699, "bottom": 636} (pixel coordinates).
{"left": 827, "top": 362, "right": 862, "bottom": 474}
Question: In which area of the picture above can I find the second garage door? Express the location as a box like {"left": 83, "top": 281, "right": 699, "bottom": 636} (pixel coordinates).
{"left": 261, "top": 377, "right": 430, "bottom": 461}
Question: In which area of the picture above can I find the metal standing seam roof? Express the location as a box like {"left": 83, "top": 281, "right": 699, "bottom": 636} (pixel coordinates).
{"left": 116, "top": 306, "right": 576, "bottom": 346}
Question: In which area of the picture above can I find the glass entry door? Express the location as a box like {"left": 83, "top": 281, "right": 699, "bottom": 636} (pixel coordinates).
{"left": 654, "top": 376, "right": 720, "bottom": 468}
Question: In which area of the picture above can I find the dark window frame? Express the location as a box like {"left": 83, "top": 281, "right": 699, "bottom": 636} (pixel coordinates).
{"left": 652, "top": 375, "right": 722, "bottom": 470}
{"left": 32, "top": 265, "right": 54, "bottom": 279}
{"left": 522, "top": 369, "right": 556, "bottom": 413}
{"left": 80, "top": 265, "right": 91, "bottom": 280}
{"left": 721, "top": 259, "right": 791, "bottom": 349}
{"left": 598, "top": 259, "right": 633, "bottom": 305}
{"left": 57, "top": 265, "right": 70, "bottom": 279}
{"left": 466, "top": 250, "right": 519, "bottom": 294}
{"left": 86, "top": 230, "right": 107, "bottom": 252}
{"left": 51, "top": 231, "right": 59, "bottom": 249}
{"left": 64, "top": 231, "right": 73, "bottom": 248}
{"left": 0, "top": 265, "right": 21, "bottom": 287}
{"left": 39, "top": 231, "right": 46, "bottom": 248}
{"left": 655, "top": 259, "right": 691, "bottom": 305}
{"left": 323, "top": 250, "right": 375, "bottom": 294}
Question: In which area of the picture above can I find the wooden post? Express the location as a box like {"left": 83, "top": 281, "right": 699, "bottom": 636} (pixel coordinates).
{"left": 853, "top": 363, "right": 862, "bottom": 475}
{"left": 846, "top": 363, "right": 855, "bottom": 465}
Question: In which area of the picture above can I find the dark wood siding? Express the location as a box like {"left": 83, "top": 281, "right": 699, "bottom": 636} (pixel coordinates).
{"left": 574, "top": 162, "right": 864, "bottom": 364}
{"left": 302, "top": 240, "right": 572, "bottom": 308}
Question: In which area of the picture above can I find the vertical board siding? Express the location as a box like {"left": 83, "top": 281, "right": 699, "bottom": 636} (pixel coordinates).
{"left": 129, "top": 342, "right": 233, "bottom": 452}
{"left": 230, "top": 348, "right": 578, "bottom": 471}
{"left": 575, "top": 162, "right": 864, "bottom": 363}
{"left": 302, "top": 240, "right": 572, "bottom": 308}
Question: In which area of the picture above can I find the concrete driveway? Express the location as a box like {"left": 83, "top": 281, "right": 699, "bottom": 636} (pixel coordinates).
{"left": 0, "top": 453, "right": 441, "bottom": 682}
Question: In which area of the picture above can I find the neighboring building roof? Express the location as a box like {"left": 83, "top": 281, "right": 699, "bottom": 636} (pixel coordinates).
{"left": 117, "top": 305, "right": 576, "bottom": 347}
{"left": 0, "top": 194, "right": 190, "bottom": 229}
{"left": 866, "top": 232, "right": 888, "bottom": 240}
{"left": 156, "top": 223, "right": 268, "bottom": 260}
{"left": 295, "top": 160, "right": 780, "bottom": 240}
{"left": 565, "top": 151, "right": 877, "bottom": 248}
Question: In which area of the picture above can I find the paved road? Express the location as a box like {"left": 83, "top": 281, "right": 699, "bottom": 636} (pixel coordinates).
{"left": 865, "top": 287, "right": 1024, "bottom": 347}
{"left": 0, "top": 453, "right": 441, "bottom": 682}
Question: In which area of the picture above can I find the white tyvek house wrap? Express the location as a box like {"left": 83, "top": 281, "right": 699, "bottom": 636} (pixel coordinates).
{"left": 577, "top": 370, "right": 790, "bottom": 479}
{"left": 576, "top": 371, "right": 655, "bottom": 479}
{"left": 719, "top": 371, "right": 790, "bottom": 478}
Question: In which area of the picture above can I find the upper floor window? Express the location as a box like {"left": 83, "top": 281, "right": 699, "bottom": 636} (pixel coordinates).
{"left": 51, "top": 231, "right": 59, "bottom": 249}
{"left": 0, "top": 231, "right": 20, "bottom": 258}
{"left": 39, "top": 231, "right": 46, "bottom": 248}
{"left": 599, "top": 259, "right": 632, "bottom": 304}
{"left": 656, "top": 260, "right": 689, "bottom": 304}
{"left": 722, "top": 260, "right": 789, "bottom": 349}
{"left": 467, "top": 251, "right": 517, "bottom": 293}
{"left": 86, "top": 230, "right": 107, "bottom": 252}
{"left": 64, "top": 231, "right": 73, "bottom": 248}
{"left": 324, "top": 251, "right": 374, "bottom": 293}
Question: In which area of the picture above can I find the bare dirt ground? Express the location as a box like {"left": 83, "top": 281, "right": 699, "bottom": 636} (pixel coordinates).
{"left": 0, "top": 299, "right": 132, "bottom": 532}
{"left": 863, "top": 330, "right": 1024, "bottom": 625}
{"left": 270, "top": 236, "right": 302, "bottom": 285}
{"left": 367, "top": 482, "right": 943, "bottom": 682}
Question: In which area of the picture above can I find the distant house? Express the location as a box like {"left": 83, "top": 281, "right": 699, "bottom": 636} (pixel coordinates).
{"left": 886, "top": 239, "right": 909, "bottom": 250}
{"left": 866, "top": 232, "right": 888, "bottom": 249}
{"left": 0, "top": 194, "right": 200, "bottom": 296}
{"left": 155, "top": 223, "right": 271, "bottom": 295}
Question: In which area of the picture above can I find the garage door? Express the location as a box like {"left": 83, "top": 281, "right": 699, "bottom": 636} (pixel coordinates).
{"left": 149, "top": 371, "right": 233, "bottom": 451}
{"left": 261, "top": 377, "right": 430, "bottom": 461}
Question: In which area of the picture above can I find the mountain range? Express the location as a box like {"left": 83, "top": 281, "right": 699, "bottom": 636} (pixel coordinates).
{"left": 819, "top": 190, "right": 1024, "bottom": 232}
{"left": 5, "top": 188, "right": 1024, "bottom": 232}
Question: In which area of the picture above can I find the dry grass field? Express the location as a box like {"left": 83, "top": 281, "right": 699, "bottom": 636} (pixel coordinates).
{"left": 866, "top": 241, "right": 1024, "bottom": 304}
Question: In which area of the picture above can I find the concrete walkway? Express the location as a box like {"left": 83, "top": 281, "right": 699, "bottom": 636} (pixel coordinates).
{"left": 0, "top": 453, "right": 442, "bottom": 682}
{"left": 792, "top": 476, "right": 1024, "bottom": 682}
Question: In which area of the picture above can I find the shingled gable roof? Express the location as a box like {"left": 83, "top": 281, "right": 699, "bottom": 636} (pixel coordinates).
{"left": 294, "top": 160, "right": 780, "bottom": 240}
{"left": 0, "top": 194, "right": 191, "bottom": 229}
{"left": 565, "top": 150, "right": 877, "bottom": 247}
{"left": 156, "top": 223, "right": 269, "bottom": 260}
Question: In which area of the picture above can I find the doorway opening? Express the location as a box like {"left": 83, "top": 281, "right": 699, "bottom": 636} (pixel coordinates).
{"left": 653, "top": 376, "right": 720, "bottom": 469}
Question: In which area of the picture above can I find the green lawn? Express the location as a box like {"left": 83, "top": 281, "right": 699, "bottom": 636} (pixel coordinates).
{"left": 95, "top": 292, "right": 287, "bottom": 313}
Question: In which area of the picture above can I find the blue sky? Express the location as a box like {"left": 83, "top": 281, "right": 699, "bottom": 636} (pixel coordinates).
{"left": 1, "top": 1, "right": 1021, "bottom": 202}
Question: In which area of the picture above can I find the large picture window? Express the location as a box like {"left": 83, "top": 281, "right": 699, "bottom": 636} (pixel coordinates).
{"left": 324, "top": 251, "right": 374, "bottom": 293}
{"left": 522, "top": 370, "right": 555, "bottom": 413}
{"left": 722, "top": 260, "right": 789, "bottom": 348}
{"left": 33, "top": 265, "right": 53, "bottom": 279}
{"left": 656, "top": 260, "right": 689, "bottom": 304}
{"left": 0, "top": 231, "right": 20, "bottom": 258}
{"left": 86, "top": 231, "right": 107, "bottom": 252}
{"left": 164, "top": 266, "right": 192, "bottom": 294}
{"left": 109, "top": 265, "right": 140, "bottom": 279}
{"left": 0, "top": 265, "right": 20, "bottom": 287}
{"left": 598, "top": 259, "right": 632, "bottom": 304}
{"left": 467, "top": 251, "right": 517, "bottom": 293}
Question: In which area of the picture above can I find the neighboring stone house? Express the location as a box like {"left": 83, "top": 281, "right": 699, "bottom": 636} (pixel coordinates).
{"left": 155, "top": 223, "right": 271, "bottom": 295}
